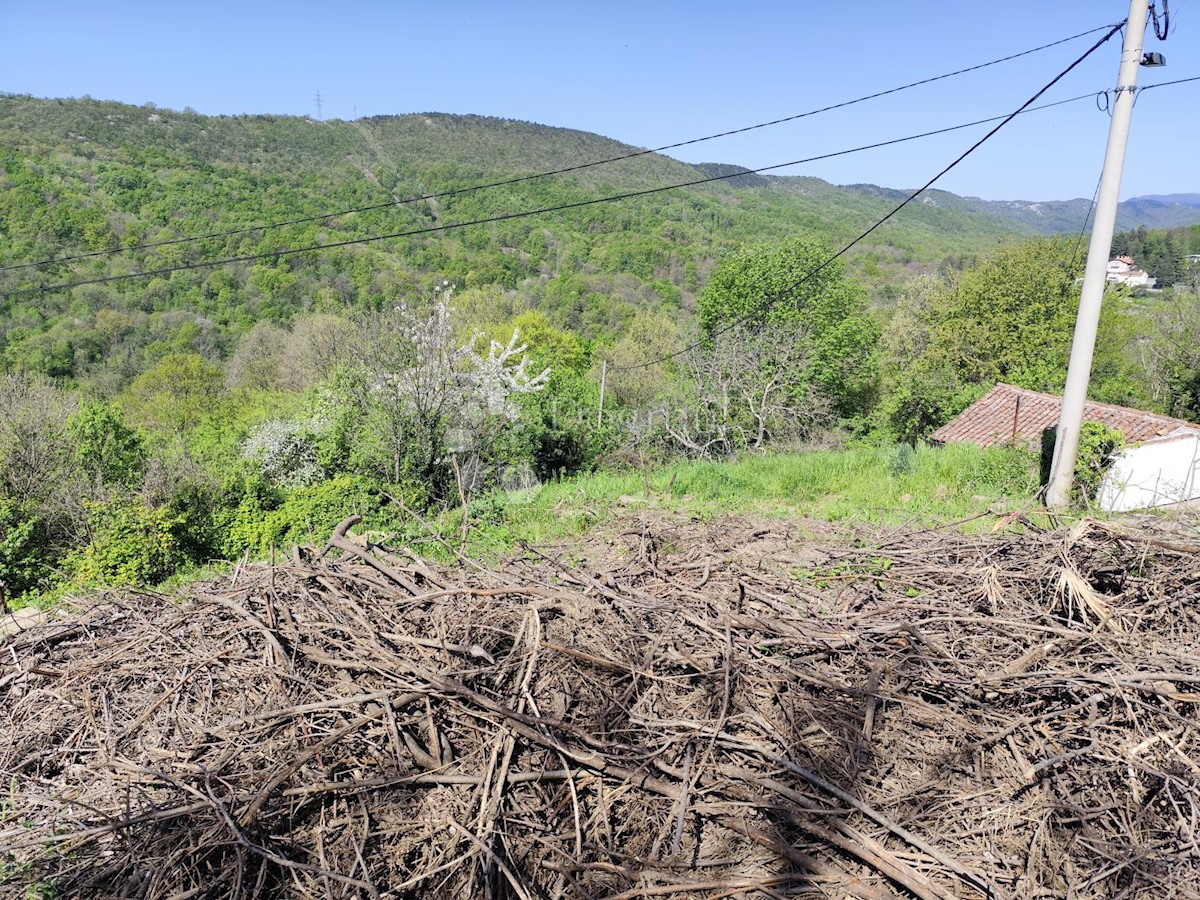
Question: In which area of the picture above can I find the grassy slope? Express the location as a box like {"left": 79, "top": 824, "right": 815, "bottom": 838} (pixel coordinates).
{"left": 424, "top": 443, "right": 1043, "bottom": 563}
{"left": 16, "top": 443, "right": 1051, "bottom": 611}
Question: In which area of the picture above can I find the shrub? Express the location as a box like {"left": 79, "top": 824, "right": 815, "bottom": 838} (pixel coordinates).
{"left": 70, "top": 498, "right": 182, "bottom": 587}
{"left": 211, "top": 475, "right": 283, "bottom": 560}
{"left": 0, "top": 500, "right": 50, "bottom": 601}
{"left": 888, "top": 443, "right": 914, "bottom": 477}
{"left": 219, "top": 475, "right": 399, "bottom": 558}
{"left": 241, "top": 416, "right": 328, "bottom": 488}
{"left": 165, "top": 480, "right": 224, "bottom": 566}
{"left": 1074, "top": 423, "right": 1125, "bottom": 505}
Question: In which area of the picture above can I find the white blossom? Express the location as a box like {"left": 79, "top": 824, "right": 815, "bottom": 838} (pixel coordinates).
{"left": 375, "top": 285, "right": 550, "bottom": 428}
{"left": 241, "top": 416, "right": 328, "bottom": 488}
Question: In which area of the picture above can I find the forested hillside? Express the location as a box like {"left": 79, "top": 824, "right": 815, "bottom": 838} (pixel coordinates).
{"left": 0, "top": 95, "right": 1047, "bottom": 380}
{"left": 4, "top": 94, "right": 1199, "bottom": 386}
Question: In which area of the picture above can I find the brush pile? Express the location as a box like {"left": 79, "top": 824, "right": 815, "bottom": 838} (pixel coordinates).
{"left": 2, "top": 512, "right": 1199, "bottom": 899}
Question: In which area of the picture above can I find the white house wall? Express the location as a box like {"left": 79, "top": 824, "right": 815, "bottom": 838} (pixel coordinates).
{"left": 1097, "top": 435, "right": 1200, "bottom": 512}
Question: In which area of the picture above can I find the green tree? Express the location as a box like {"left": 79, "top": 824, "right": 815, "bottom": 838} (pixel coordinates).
{"left": 608, "top": 309, "right": 685, "bottom": 409}
{"left": 699, "top": 236, "right": 880, "bottom": 418}
{"left": 124, "top": 352, "right": 223, "bottom": 433}
{"left": 488, "top": 311, "right": 608, "bottom": 479}
{"left": 1142, "top": 287, "right": 1200, "bottom": 420}
{"left": 880, "top": 238, "right": 1144, "bottom": 440}
{"left": 66, "top": 399, "right": 147, "bottom": 492}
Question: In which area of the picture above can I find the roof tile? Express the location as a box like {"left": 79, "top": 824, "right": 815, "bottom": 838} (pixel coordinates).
{"left": 929, "top": 383, "right": 1200, "bottom": 448}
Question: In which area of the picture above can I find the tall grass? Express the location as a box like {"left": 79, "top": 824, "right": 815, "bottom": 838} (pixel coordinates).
{"left": 460, "top": 443, "right": 1040, "bottom": 556}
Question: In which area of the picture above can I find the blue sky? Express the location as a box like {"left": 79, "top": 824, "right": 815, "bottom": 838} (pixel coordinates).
{"left": 1, "top": 1, "right": 1193, "bottom": 201}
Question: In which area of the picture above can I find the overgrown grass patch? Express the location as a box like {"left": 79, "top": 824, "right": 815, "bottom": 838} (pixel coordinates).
{"left": 477, "top": 442, "right": 1041, "bottom": 555}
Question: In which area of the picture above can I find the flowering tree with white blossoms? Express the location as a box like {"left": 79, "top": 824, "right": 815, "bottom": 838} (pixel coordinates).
{"left": 240, "top": 416, "right": 329, "bottom": 489}
{"left": 240, "top": 283, "right": 549, "bottom": 493}
{"left": 355, "top": 282, "right": 550, "bottom": 487}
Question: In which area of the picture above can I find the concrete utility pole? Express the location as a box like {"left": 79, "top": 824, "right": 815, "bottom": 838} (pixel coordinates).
{"left": 1045, "top": 0, "right": 1150, "bottom": 509}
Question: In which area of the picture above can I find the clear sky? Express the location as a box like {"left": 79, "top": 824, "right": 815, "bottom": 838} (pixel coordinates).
{"left": 1, "top": 1, "right": 1193, "bottom": 201}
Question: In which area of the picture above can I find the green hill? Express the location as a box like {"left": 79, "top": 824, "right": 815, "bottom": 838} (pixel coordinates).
{"left": 1, "top": 94, "right": 1196, "bottom": 384}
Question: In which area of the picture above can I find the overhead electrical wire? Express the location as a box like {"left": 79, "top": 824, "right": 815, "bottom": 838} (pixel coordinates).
{"left": 1150, "top": 0, "right": 1170, "bottom": 40}
{"left": 0, "top": 20, "right": 1124, "bottom": 275}
{"left": 1138, "top": 73, "right": 1200, "bottom": 90}
{"left": 1, "top": 90, "right": 1112, "bottom": 300}
{"left": 612, "top": 20, "right": 1128, "bottom": 372}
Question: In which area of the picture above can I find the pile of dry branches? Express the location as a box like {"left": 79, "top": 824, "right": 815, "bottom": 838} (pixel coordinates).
{"left": 2, "top": 512, "right": 1199, "bottom": 899}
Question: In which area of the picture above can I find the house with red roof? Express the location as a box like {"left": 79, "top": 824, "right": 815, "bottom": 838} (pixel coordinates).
{"left": 1105, "top": 256, "right": 1153, "bottom": 288}
{"left": 930, "top": 383, "right": 1200, "bottom": 511}
{"left": 929, "top": 383, "right": 1200, "bottom": 450}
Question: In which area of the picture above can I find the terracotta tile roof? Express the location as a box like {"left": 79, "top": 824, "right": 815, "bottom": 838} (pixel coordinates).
{"left": 929, "top": 383, "right": 1200, "bottom": 448}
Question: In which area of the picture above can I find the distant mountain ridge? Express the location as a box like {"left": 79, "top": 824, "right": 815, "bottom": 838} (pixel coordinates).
{"left": 831, "top": 184, "right": 1200, "bottom": 233}
{"left": 1128, "top": 193, "right": 1200, "bottom": 206}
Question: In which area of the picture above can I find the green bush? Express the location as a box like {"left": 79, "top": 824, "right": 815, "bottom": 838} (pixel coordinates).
{"left": 518, "top": 371, "right": 614, "bottom": 481}
{"left": 165, "top": 481, "right": 224, "bottom": 566}
{"left": 211, "top": 475, "right": 283, "bottom": 560}
{"left": 70, "top": 499, "right": 182, "bottom": 587}
{"left": 1074, "top": 422, "right": 1125, "bottom": 505}
{"left": 220, "top": 475, "right": 398, "bottom": 557}
{"left": 0, "top": 499, "right": 50, "bottom": 601}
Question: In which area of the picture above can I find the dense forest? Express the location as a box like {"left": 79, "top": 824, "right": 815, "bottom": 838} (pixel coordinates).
{"left": 2, "top": 94, "right": 1200, "bottom": 607}
{"left": 0, "top": 96, "right": 1042, "bottom": 380}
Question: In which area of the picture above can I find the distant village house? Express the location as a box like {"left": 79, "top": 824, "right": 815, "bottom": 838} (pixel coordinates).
{"left": 1105, "top": 255, "right": 1154, "bottom": 288}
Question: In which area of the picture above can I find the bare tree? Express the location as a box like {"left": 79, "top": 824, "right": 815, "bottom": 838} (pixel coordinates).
{"left": 279, "top": 314, "right": 358, "bottom": 391}
{"left": 0, "top": 374, "right": 78, "bottom": 505}
{"left": 0, "top": 374, "right": 91, "bottom": 545}
{"left": 653, "top": 323, "right": 832, "bottom": 459}
{"left": 225, "top": 321, "right": 288, "bottom": 391}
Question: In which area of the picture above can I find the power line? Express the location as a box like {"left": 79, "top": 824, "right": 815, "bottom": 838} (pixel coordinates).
{"left": 0, "top": 21, "right": 1122, "bottom": 275}
{"left": 1, "top": 91, "right": 1108, "bottom": 300}
{"left": 612, "top": 21, "right": 1127, "bottom": 372}
{"left": 1150, "top": 0, "right": 1170, "bottom": 40}
{"left": 1139, "top": 73, "right": 1200, "bottom": 90}
{"left": 1071, "top": 172, "right": 1104, "bottom": 272}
